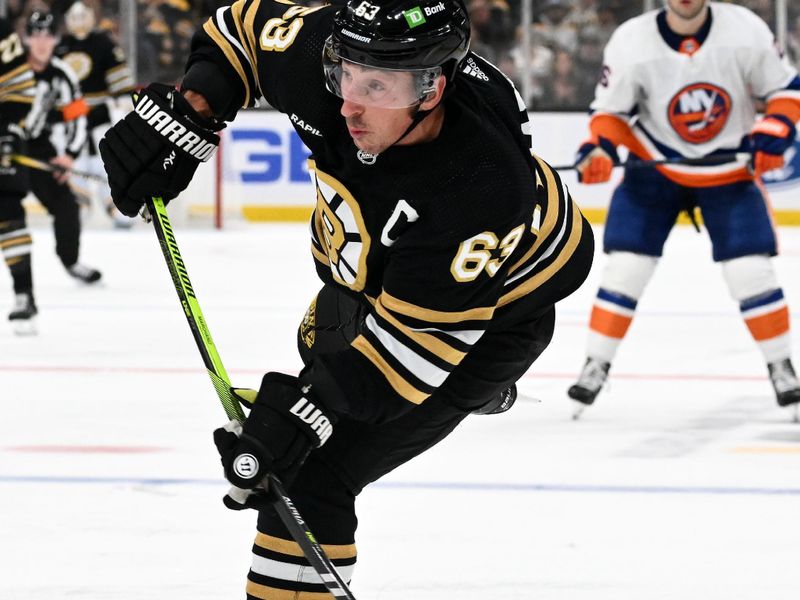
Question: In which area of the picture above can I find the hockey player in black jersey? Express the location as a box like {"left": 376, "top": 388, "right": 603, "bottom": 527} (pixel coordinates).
{"left": 24, "top": 10, "right": 103, "bottom": 292}
{"left": 57, "top": 1, "right": 136, "bottom": 227}
{"left": 0, "top": 15, "right": 41, "bottom": 333}
{"left": 100, "top": 0, "right": 594, "bottom": 595}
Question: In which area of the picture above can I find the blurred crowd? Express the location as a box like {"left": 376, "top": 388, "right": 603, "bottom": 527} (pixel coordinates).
{"left": 4, "top": 0, "right": 799, "bottom": 110}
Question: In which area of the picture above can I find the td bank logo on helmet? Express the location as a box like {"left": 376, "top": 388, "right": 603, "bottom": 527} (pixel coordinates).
{"left": 403, "top": 2, "right": 445, "bottom": 28}
{"left": 667, "top": 82, "right": 731, "bottom": 144}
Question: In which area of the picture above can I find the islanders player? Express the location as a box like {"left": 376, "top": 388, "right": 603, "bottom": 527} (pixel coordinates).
{"left": 568, "top": 0, "right": 800, "bottom": 415}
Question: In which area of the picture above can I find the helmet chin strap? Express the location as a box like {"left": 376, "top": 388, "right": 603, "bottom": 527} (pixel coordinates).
{"left": 393, "top": 103, "right": 434, "bottom": 146}
{"left": 391, "top": 80, "right": 457, "bottom": 148}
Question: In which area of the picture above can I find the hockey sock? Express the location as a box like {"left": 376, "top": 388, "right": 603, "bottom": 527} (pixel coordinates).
{"left": 586, "top": 251, "right": 657, "bottom": 363}
{"left": 739, "top": 289, "right": 791, "bottom": 363}
{"left": 0, "top": 220, "right": 33, "bottom": 293}
{"left": 246, "top": 531, "right": 356, "bottom": 599}
{"left": 587, "top": 288, "right": 637, "bottom": 362}
{"left": 722, "top": 255, "right": 791, "bottom": 363}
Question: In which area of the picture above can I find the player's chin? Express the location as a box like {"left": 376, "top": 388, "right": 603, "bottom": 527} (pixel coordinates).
{"left": 352, "top": 137, "right": 385, "bottom": 156}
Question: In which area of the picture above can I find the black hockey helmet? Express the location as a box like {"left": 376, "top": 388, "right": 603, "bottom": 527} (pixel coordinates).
{"left": 323, "top": 0, "right": 470, "bottom": 107}
{"left": 26, "top": 10, "right": 57, "bottom": 36}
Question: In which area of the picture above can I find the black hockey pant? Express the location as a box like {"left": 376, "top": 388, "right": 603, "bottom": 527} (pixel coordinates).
{"left": 28, "top": 140, "right": 82, "bottom": 268}
{"left": 245, "top": 284, "right": 556, "bottom": 599}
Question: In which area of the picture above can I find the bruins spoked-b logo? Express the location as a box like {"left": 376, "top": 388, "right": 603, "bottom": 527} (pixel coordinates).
{"left": 62, "top": 51, "right": 92, "bottom": 81}
{"left": 311, "top": 166, "right": 371, "bottom": 292}
{"left": 668, "top": 82, "right": 731, "bottom": 144}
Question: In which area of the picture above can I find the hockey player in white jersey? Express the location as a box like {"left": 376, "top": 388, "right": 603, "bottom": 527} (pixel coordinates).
{"left": 568, "top": 0, "right": 800, "bottom": 415}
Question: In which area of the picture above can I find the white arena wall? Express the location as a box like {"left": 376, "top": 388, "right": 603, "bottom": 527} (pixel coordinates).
{"left": 180, "top": 109, "right": 800, "bottom": 226}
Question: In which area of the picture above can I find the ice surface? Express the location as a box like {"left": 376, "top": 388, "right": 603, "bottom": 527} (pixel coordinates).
{"left": 1, "top": 223, "right": 798, "bottom": 599}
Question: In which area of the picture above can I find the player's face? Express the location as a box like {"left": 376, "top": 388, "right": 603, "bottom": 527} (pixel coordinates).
{"left": 340, "top": 98, "right": 417, "bottom": 155}
{"left": 27, "top": 31, "right": 57, "bottom": 64}
{"left": 338, "top": 65, "right": 422, "bottom": 155}
{"left": 666, "top": 0, "right": 707, "bottom": 20}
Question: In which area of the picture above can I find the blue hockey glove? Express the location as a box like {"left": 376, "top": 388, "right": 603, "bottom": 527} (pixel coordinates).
{"left": 748, "top": 114, "right": 796, "bottom": 176}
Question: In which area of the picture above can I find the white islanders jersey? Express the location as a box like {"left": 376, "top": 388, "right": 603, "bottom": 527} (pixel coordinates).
{"left": 591, "top": 2, "right": 800, "bottom": 184}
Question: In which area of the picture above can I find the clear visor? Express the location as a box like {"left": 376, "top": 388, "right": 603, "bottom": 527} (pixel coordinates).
{"left": 324, "top": 49, "right": 442, "bottom": 109}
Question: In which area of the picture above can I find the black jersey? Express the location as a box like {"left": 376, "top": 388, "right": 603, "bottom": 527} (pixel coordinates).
{"left": 56, "top": 31, "right": 134, "bottom": 129}
{"left": 0, "top": 17, "right": 37, "bottom": 126}
{"left": 182, "top": 1, "right": 592, "bottom": 422}
{"left": 32, "top": 57, "right": 87, "bottom": 158}
{"left": 56, "top": 31, "right": 134, "bottom": 103}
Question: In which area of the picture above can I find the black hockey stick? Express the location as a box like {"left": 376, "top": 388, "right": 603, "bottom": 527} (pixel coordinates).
{"left": 552, "top": 151, "right": 751, "bottom": 172}
{"left": 145, "top": 196, "right": 357, "bottom": 600}
{"left": 9, "top": 153, "right": 107, "bottom": 182}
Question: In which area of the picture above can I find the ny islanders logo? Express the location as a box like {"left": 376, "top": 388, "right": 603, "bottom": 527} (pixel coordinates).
{"left": 667, "top": 83, "right": 731, "bottom": 144}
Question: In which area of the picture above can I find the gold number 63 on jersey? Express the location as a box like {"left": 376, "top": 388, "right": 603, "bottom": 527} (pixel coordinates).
{"left": 451, "top": 225, "right": 524, "bottom": 283}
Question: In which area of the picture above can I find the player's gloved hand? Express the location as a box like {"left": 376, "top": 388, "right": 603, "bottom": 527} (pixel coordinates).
{"left": 98, "top": 82, "right": 222, "bottom": 218}
{"left": 748, "top": 114, "right": 796, "bottom": 176}
{"left": 213, "top": 372, "right": 334, "bottom": 510}
{"left": 574, "top": 136, "right": 619, "bottom": 184}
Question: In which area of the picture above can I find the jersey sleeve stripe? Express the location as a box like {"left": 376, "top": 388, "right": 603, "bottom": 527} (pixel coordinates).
{"left": 498, "top": 200, "right": 584, "bottom": 307}
{"left": 352, "top": 335, "right": 429, "bottom": 404}
{"left": 1, "top": 94, "right": 33, "bottom": 104}
{"left": 505, "top": 159, "right": 569, "bottom": 286}
{"left": 231, "top": 0, "right": 262, "bottom": 92}
{"left": 380, "top": 290, "right": 494, "bottom": 323}
{"left": 374, "top": 297, "right": 467, "bottom": 365}
{"left": 507, "top": 158, "right": 562, "bottom": 275}
{"left": 105, "top": 64, "right": 131, "bottom": 80}
{"left": 766, "top": 97, "right": 800, "bottom": 123}
{"left": 0, "top": 79, "right": 35, "bottom": 96}
{"left": 0, "top": 63, "right": 31, "bottom": 86}
{"left": 203, "top": 16, "right": 252, "bottom": 108}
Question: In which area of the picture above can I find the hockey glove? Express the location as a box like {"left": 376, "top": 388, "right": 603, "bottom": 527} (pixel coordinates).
{"left": 213, "top": 372, "right": 334, "bottom": 510}
{"left": 575, "top": 136, "right": 619, "bottom": 184}
{"left": 748, "top": 114, "right": 796, "bottom": 176}
{"left": 98, "top": 83, "right": 222, "bottom": 217}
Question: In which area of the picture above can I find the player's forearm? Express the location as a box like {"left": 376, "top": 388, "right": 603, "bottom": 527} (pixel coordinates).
{"left": 181, "top": 50, "right": 246, "bottom": 122}
{"left": 182, "top": 89, "right": 213, "bottom": 119}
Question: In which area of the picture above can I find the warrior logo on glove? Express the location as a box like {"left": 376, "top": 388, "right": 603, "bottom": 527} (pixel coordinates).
{"left": 290, "top": 396, "right": 333, "bottom": 446}
{"left": 233, "top": 453, "right": 260, "bottom": 479}
{"left": 133, "top": 92, "right": 217, "bottom": 161}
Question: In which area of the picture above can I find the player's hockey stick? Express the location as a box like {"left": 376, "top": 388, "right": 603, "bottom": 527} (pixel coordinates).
{"left": 145, "top": 197, "right": 357, "bottom": 600}
{"left": 552, "top": 151, "right": 751, "bottom": 172}
{"left": 8, "top": 153, "right": 107, "bottom": 182}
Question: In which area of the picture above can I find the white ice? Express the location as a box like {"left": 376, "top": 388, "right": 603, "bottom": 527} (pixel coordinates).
{"left": 1, "top": 222, "right": 799, "bottom": 599}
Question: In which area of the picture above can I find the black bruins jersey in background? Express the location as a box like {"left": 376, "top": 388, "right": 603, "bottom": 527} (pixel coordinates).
{"left": 56, "top": 31, "right": 134, "bottom": 137}
{"left": 0, "top": 17, "right": 37, "bottom": 127}
{"left": 182, "top": 0, "right": 593, "bottom": 422}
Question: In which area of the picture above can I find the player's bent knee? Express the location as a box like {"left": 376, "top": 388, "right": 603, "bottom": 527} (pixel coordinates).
{"left": 721, "top": 255, "right": 779, "bottom": 302}
{"left": 600, "top": 251, "right": 658, "bottom": 301}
